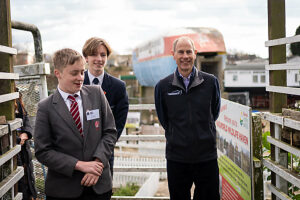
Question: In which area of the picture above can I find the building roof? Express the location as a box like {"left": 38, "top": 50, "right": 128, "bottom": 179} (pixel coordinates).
{"left": 225, "top": 59, "right": 267, "bottom": 71}
{"left": 225, "top": 56, "right": 300, "bottom": 71}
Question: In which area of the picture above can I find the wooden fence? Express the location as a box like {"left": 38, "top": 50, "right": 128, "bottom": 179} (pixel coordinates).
{"left": 0, "top": 21, "right": 24, "bottom": 200}
{"left": 263, "top": 1, "right": 300, "bottom": 199}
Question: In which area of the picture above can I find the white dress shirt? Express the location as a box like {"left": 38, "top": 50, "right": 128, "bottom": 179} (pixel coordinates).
{"left": 57, "top": 86, "right": 84, "bottom": 131}
{"left": 88, "top": 70, "right": 104, "bottom": 86}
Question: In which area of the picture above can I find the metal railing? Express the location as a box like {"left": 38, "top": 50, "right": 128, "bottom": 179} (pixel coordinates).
{"left": 12, "top": 21, "right": 49, "bottom": 117}
{"left": 11, "top": 21, "right": 44, "bottom": 63}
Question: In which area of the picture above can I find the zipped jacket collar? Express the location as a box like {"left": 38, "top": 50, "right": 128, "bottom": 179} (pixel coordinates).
{"left": 172, "top": 67, "right": 204, "bottom": 91}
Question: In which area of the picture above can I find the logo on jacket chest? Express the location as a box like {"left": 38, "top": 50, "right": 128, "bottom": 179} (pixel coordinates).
{"left": 167, "top": 90, "right": 183, "bottom": 96}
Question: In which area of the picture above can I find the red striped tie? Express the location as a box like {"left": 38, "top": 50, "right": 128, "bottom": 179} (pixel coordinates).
{"left": 68, "top": 95, "right": 83, "bottom": 137}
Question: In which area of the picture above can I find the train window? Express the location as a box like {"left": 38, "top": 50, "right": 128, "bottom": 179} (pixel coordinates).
{"left": 261, "top": 75, "right": 266, "bottom": 83}
{"left": 253, "top": 75, "right": 258, "bottom": 83}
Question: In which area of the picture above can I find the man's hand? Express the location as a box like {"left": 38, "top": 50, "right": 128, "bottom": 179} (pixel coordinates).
{"left": 75, "top": 161, "right": 104, "bottom": 176}
{"left": 81, "top": 173, "right": 99, "bottom": 187}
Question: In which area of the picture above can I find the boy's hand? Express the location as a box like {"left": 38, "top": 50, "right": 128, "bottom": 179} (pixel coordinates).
{"left": 81, "top": 173, "right": 99, "bottom": 186}
{"left": 75, "top": 161, "right": 104, "bottom": 176}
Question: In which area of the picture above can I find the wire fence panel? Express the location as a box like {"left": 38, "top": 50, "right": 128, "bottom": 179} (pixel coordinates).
{"left": 16, "top": 79, "right": 41, "bottom": 117}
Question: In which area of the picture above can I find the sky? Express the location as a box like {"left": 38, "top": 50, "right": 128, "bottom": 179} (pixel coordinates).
{"left": 10, "top": 0, "right": 300, "bottom": 58}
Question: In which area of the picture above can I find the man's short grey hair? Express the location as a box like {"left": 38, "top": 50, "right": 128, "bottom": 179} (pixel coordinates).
{"left": 172, "top": 36, "right": 195, "bottom": 52}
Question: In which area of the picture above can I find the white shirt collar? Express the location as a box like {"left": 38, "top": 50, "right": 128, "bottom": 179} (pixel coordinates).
{"left": 88, "top": 70, "right": 104, "bottom": 85}
{"left": 57, "top": 86, "right": 84, "bottom": 131}
{"left": 57, "top": 86, "right": 81, "bottom": 102}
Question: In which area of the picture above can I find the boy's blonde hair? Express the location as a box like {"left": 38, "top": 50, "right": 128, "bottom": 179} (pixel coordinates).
{"left": 53, "top": 48, "right": 84, "bottom": 71}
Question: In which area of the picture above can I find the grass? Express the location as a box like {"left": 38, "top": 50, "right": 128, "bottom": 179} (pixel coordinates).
{"left": 113, "top": 183, "right": 140, "bottom": 196}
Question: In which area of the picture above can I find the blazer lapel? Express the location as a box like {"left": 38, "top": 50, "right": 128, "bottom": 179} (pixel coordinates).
{"left": 81, "top": 88, "right": 92, "bottom": 146}
{"left": 101, "top": 72, "right": 111, "bottom": 93}
{"left": 53, "top": 90, "right": 83, "bottom": 142}
{"left": 83, "top": 70, "right": 90, "bottom": 85}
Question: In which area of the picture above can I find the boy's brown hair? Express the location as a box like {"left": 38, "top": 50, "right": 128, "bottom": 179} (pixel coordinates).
{"left": 53, "top": 48, "right": 84, "bottom": 71}
{"left": 82, "top": 37, "right": 112, "bottom": 58}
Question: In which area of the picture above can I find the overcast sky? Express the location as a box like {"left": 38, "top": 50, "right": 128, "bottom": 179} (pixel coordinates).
{"left": 11, "top": 0, "right": 300, "bottom": 58}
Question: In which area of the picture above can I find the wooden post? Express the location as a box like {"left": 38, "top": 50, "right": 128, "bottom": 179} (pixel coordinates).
{"left": 268, "top": 0, "right": 288, "bottom": 199}
{"left": 0, "top": 0, "right": 14, "bottom": 120}
{"left": 268, "top": 0, "right": 287, "bottom": 112}
{"left": 0, "top": 1, "right": 17, "bottom": 199}
{"left": 252, "top": 114, "right": 264, "bottom": 200}
{"left": 0, "top": 0, "right": 13, "bottom": 159}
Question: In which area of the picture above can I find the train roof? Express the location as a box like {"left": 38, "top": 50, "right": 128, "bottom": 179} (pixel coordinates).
{"left": 134, "top": 27, "right": 226, "bottom": 54}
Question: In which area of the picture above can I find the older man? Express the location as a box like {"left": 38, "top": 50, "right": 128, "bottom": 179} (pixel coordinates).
{"left": 155, "top": 36, "right": 221, "bottom": 200}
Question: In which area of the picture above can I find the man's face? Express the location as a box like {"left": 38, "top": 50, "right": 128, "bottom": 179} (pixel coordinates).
{"left": 55, "top": 60, "right": 85, "bottom": 94}
{"left": 172, "top": 39, "right": 197, "bottom": 76}
{"left": 85, "top": 44, "right": 108, "bottom": 76}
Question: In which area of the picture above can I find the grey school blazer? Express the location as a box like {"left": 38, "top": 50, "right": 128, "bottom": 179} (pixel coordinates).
{"left": 34, "top": 85, "right": 117, "bottom": 198}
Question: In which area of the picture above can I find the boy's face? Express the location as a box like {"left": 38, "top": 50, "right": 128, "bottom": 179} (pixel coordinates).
{"left": 55, "top": 60, "right": 85, "bottom": 94}
{"left": 85, "top": 44, "right": 108, "bottom": 76}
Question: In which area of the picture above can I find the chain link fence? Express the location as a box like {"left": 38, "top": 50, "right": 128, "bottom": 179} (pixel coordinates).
{"left": 17, "top": 79, "right": 40, "bottom": 117}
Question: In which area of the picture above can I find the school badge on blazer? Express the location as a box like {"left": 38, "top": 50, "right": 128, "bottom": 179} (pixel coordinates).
{"left": 95, "top": 121, "right": 100, "bottom": 131}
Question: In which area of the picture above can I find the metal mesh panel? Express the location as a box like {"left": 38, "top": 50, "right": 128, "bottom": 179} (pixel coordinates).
{"left": 33, "top": 160, "right": 46, "bottom": 199}
{"left": 30, "top": 144, "right": 47, "bottom": 200}
{"left": 16, "top": 77, "right": 46, "bottom": 199}
{"left": 16, "top": 79, "right": 41, "bottom": 117}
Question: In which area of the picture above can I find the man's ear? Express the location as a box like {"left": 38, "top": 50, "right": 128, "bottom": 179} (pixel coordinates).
{"left": 54, "top": 69, "right": 61, "bottom": 79}
{"left": 194, "top": 49, "right": 197, "bottom": 55}
{"left": 171, "top": 50, "right": 175, "bottom": 57}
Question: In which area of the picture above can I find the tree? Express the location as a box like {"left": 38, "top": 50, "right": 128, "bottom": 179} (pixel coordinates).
{"left": 290, "top": 25, "right": 300, "bottom": 56}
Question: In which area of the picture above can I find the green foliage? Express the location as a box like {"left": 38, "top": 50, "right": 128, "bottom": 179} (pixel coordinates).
{"left": 288, "top": 153, "right": 300, "bottom": 174}
{"left": 262, "top": 131, "right": 271, "bottom": 151}
{"left": 294, "top": 194, "right": 300, "bottom": 200}
{"left": 113, "top": 183, "right": 140, "bottom": 196}
{"left": 288, "top": 183, "right": 300, "bottom": 200}
{"left": 262, "top": 131, "right": 271, "bottom": 181}
{"left": 290, "top": 25, "right": 300, "bottom": 56}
